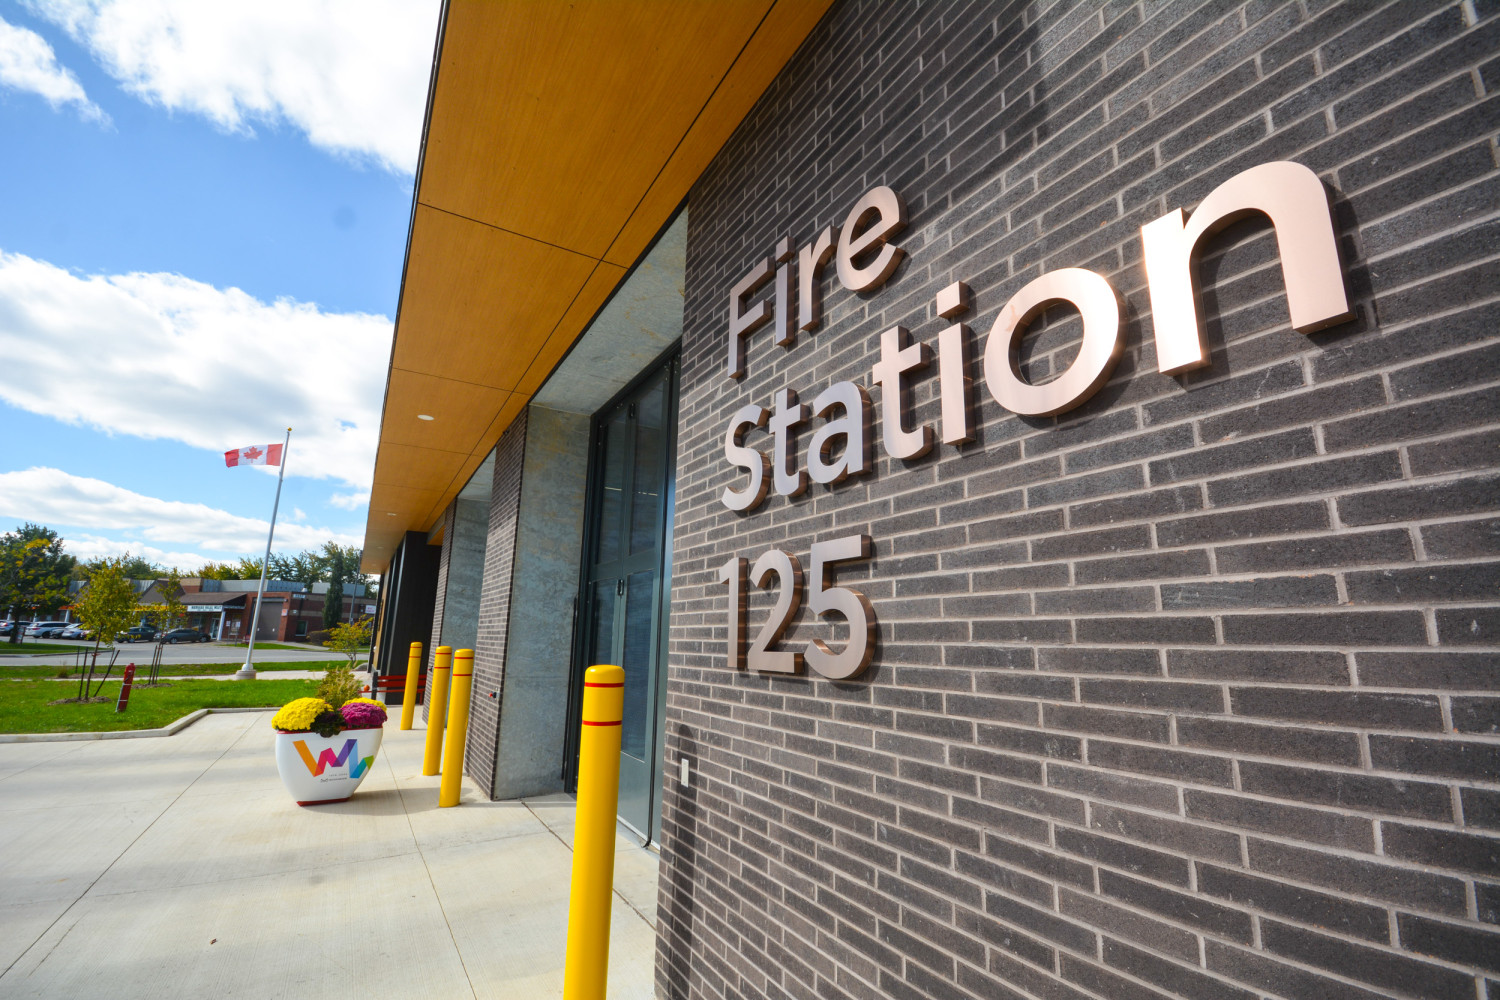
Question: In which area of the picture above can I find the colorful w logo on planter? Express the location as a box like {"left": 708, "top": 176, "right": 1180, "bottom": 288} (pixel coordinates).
{"left": 293, "top": 739, "right": 373, "bottom": 779}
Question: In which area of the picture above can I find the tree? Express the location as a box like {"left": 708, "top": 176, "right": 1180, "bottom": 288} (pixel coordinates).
{"left": 142, "top": 569, "right": 186, "bottom": 634}
{"left": 323, "top": 616, "right": 373, "bottom": 669}
{"left": 72, "top": 557, "right": 140, "bottom": 697}
{"left": 196, "top": 562, "right": 239, "bottom": 580}
{"left": 322, "top": 544, "right": 345, "bottom": 629}
{"left": 236, "top": 557, "right": 264, "bottom": 580}
{"left": 0, "top": 524, "right": 76, "bottom": 644}
{"left": 73, "top": 552, "right": 162, "bottom": 581}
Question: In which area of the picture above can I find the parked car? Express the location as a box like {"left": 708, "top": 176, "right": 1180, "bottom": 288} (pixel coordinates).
{"left": 25, "top": 621, "right": 71, "bottom": 638}
{"left": 0, "top": 621, "right": 14, "bottom": 638}
{"left": 59, "top": 624, "right": 93, "bottom": 640}
{"left": 118, "top": 625, "right": 159, "bottom": 643}
{"left": 158, "top": 628, "right": 211, "bottom": 644}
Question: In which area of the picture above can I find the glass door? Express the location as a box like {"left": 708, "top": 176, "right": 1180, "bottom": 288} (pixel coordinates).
{"left": 571, "top": 353, "right": 677, "bottom": 838}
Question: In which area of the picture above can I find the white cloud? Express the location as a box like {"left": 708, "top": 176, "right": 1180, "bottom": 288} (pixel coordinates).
{"left": 0, "top": 249, "right": 389, "bottom": 489}
{"left": 29, "top": 0, "right": 438, "bottom": 173}
{"left": 0, "top": 14, "right": 106, "bottom": 121}
{"left": 327, "top": 490, "right": 370, "bottom": 511}
{"left": 0, "top": 468, "right": 362, "bottom": 564}
{"left": 62, "top": 533, "right": 212, "bottom": 571}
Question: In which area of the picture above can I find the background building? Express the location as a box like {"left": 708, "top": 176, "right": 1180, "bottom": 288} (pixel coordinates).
{"left": 367, "top": 3, "right": 1500, "bottom": 999}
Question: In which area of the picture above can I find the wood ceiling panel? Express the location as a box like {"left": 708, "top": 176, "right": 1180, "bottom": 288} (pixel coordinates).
{"left": 372, "top": 442, "right": 470, "bottom": 490}
{"left": 514, "top": 261, "right": 628, "bottom": 398}
{"left": 603, "top": 0, "right": 835, "bottom": 268}
{"left": 381, "top": 370, "right": 512, "bottom": 452}
{"left": 421, "top": 1, "right": 773, "bottom": 258}
{"left": 392, "top": 206, "right": 598, "bottom": 389}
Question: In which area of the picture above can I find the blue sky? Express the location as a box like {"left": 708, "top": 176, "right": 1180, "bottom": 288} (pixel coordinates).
{"left": 0, "top": 0, "right": 440, "bottom": 571}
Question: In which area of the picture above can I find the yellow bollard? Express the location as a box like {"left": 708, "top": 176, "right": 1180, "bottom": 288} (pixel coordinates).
{"left": 562, "top": 663, "right": 624, "bottom": 1000}
{"left": 438, "top": 649, "right": 475, "bottom": 807}
{"left": 421, "top": 646, "right": 452, "bottom": 776}
{"left": 399, "top": 641, "right": 423, "bottom": 730}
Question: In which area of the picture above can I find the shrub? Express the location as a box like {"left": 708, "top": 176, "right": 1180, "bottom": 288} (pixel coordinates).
{"left": 316, "top": 666, "right": 362, "bottom": 709}
{"left": 306, "top": 629, "right": 332, "bottom": 645}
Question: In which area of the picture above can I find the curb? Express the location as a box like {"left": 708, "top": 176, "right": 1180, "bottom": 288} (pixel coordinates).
{"left": 0, "top": 706, "right": 277, "bottom": 744}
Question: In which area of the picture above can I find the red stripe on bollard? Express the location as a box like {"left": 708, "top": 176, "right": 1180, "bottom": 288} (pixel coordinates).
{"left": 116, "top": 663, "right": 136, "bottom": 713}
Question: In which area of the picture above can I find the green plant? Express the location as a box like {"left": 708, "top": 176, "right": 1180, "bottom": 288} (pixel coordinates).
{"left": 323, "top": 617, "right": 374, "bottom": 668}
{"left": 306, "top": 629, "right": 332, "bottom": 645}
{"left": 315, "top": 665, "right": 362, "bottom": 709}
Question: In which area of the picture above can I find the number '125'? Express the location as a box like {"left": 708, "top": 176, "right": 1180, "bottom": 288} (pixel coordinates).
{"left": 715, "top": 533, "right": 876, "bottom": 680}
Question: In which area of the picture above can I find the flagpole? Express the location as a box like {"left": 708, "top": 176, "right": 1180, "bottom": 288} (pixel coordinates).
{"left": 236, "top": 427, "right": 291, "bottom": 680}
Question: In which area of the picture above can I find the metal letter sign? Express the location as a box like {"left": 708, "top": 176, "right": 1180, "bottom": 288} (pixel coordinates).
{"left": 715, "top": 162, "right": 1352, "bottom": 680}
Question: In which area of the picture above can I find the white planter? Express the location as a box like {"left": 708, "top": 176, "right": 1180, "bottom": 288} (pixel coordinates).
{"left": 274, "top": 727, "right": 384, "bottom": 805}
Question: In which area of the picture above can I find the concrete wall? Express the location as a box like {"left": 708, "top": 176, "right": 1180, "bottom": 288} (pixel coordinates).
{"left": 492, "top": 406, "right": 591, "bottom": 799}
{"left": 658, "top": 2, "right": 1500, "bottom": 999}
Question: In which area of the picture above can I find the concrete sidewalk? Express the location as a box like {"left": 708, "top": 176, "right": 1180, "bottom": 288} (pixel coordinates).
{"left": 0, "top": 714, "right": 659, "bottom": 999}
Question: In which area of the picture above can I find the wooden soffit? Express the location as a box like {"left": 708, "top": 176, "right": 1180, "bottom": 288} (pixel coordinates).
{"left": 363, "top": 0, "right": 832, "bottom": 572}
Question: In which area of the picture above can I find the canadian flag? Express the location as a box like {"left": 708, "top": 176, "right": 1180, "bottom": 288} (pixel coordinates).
{"left": 224, "top": 443, "right": 284, "bottom": 468}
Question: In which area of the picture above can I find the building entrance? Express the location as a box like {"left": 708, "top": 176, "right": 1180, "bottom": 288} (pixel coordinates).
{"left": 571, "top": 352, "right": 677, "bottom": 838}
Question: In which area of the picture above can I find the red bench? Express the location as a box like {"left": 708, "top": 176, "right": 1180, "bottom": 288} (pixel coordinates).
{"left": 374, "top": 673, "right": 426, "bottom": 704}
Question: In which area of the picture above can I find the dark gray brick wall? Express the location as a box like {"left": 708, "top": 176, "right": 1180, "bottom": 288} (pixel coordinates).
{"left": 466, "top": 411, "right": 527, "bottom": 797}
{"left": 659, "top": 2, "right": 1500, "bottom": 999}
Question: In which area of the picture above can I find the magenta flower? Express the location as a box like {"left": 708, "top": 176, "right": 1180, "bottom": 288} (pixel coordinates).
{"left": 340, "top": 701, "right": 388, "bottom": 729}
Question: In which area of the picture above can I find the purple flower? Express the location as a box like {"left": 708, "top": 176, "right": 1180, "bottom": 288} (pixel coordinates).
{"left": 340, "top": 702, "right": 387, "bottom": 729}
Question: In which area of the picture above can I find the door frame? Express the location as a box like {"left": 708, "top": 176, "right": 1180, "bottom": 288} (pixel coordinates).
{"left": 563, "top": 343, "right": 680, "bottom": 842}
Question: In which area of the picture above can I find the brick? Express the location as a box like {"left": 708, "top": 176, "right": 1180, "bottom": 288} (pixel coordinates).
{"left": 1327, "top": 385, "right": 1500, "bottom": 454}
{"left": 1220, "top": 610, "right": 1428, "bottom": 646}
{"left": 1103, "top": 938, "right": 1258, "bottom": 1000}
{"left": 1155, "top": 499, "right": 1330, "bottom": 547}
{"left": 1055, "top": 825, "right": 1190, "bottom": 885}
{"left": 1176, "top": 716, "right": 1361, "bottom": 765}
{"left": 1043, "top": 703, "right": 1171, "bottom": 743}
{"left": 1161, "top": 574, "right": 1340, "bottom": 609}
{"left": 1383, "top": 823, "right": 1500, "bottom": 878}
{"left": 1261, "top": 918, "right": 1478, "bottom": 999}
{"left": 1206, "top": 451, "right": 1403, "bottom": 507}
{"left": 1205, "top": 940, "right": 1394, "bottom": 1000}
{"left": 1348, "top": 561, "right": 1500, "bottom": 605}
{"left": 1086, "top": 739, "right": 1234, "bottom": 787}
{"left": 1185, "top": 789, "right": 1375, "bottom": 851}
{"left": 1167, "top": 648, "right": 1349, "bottom": 684}
{"left": 1150, "top": 428, "right": 1319, "bottom": 484}
{"left": 1436, "top": 606, "right": 1500, "bottom": 646}
{"left": 1215, "top": 528, "right": 1413, "bottom": 573}
{"left": 1339, "top": 473, "right": 1500, "bottom": 526}
{"left": 1048, "top": 762, "right": 1181, "bottom": 812}
{"left": 1090, "top": 803, "right": 1243, "bottom": 865}
{"left": 1399, "top": 914, "right": 1500, "bottom": 975}
{"left": 1230, "top": 687, "right": 1443, "bottom": 731}
{"left": 1074, "top": 549, "right": 1211, "bottom": 584}
{"left": 1198, "top": 381, "right": 1385, "bottom": 444}
{"left": 1372, "top": 735, "right": 1500, "bottom": 782}
{"left": 1452, "top": 697, "right": 1500, "bottom": 734}
{"left": 1197, "top": 864, "right": 1389, "bottom": 942}
{"left": 1248, "top": 839, "right": 1469, "bottom": 915}
{"left": 1037, "top": 646, "right": 1161, "bottom": 675}
{"left": 1238, "top": 760, "right": 1453, "bottom": 821}
{"left": 1409, "top": 429, "right": 1500, "bottom": 478}
{"left": 1069, "top": 485, "right": 1203, "bottom": 526}
{"left": 1356, "top": 651, "right": 1500, "bottom": 690}
{"left": 1058, "top": 888, "right": 1199, "bottom": 961}
{"left": 1099, "top": 869, "right": 1254, "bottom": 943}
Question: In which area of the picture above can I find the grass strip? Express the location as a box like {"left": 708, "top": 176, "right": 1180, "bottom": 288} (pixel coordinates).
{"left": 0, "top": 661, "right": 352, "bottom": 682}
{"left": 0, "top": 678, "right": 321, "bottom": 734}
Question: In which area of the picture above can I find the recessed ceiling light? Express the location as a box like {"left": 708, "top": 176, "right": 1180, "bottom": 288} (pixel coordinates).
{"left": 386, "top": 513, "right": 397, "bottom": 517}
{"left": 417, "top": 414, "right": 435, "bottom": 421}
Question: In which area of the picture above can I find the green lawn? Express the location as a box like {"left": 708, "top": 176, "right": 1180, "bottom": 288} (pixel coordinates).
{"left": 0, "top": 678, "right": 321, "bottom": 734}
{"left": 0, "top": 660, "right": 353, "bottom": 683}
